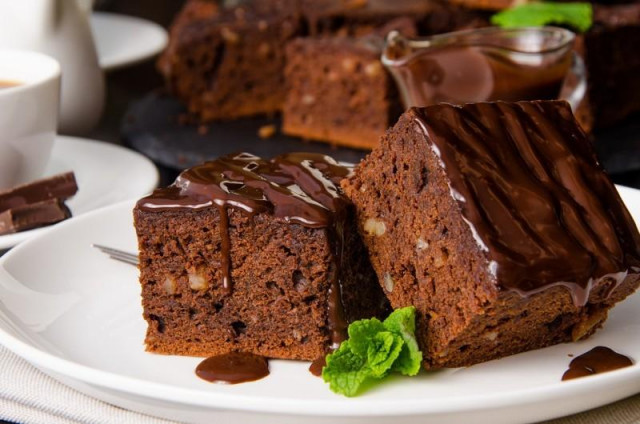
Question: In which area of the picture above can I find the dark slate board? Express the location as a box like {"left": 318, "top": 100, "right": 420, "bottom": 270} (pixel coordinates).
{"left": 122, "top": 90, "right": 640, "bottom": 175}
{"left": 121, "top": 90, "right": 367, "bottom": 171}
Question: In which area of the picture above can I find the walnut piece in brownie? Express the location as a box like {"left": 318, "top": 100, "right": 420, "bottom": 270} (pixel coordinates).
{"left": 343, "top": 100, "right": 640, "bottom": 369}
{"left": 134, "top": 152, "right": 388, "bottom": 360}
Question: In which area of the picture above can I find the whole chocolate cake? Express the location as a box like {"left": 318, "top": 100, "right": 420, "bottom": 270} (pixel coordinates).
{"left": 342, "top": 100, "right": 640, "bottom": 369}
{"left": 134, "top": 152, "right": 388, "bottom": 360}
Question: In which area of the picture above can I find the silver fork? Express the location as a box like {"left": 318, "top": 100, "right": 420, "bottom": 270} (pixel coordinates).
{"left": 92, "top": 244, "right": 139, "bottom": 266}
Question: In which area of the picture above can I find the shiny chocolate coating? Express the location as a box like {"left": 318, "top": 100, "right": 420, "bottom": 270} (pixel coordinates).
{"left": 411, "top": 101, "right": 640, "bottom": 305}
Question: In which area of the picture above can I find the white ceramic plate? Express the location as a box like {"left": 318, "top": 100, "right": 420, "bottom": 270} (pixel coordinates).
{"left": 1, "top": 188, "right": 640, "bottom": 424}
{"left": 90, "top": 12, "right": 168, "bottom": 72}
{"left": 0, "top": 136, "right": 158, "bottom": 249}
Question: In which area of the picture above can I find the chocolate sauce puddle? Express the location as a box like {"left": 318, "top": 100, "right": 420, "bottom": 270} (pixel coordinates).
{"left": 562, "top": 346, "right": 633, "bottom": 381}
{"left": 137, "top": 152, "right": 351, "bottom": 347}
{"left": 196, "top": 352, "right": 269, "bottom": 384}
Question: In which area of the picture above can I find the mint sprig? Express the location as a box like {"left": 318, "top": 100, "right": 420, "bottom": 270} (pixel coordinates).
{"left": 491, "top": 2, "right": 593, "bottom": 33}
{"left": 322, "top": 307, "right": 423, "bottom": 397}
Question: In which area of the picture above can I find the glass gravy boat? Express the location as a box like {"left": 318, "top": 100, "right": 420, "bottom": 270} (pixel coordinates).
{"left": 382, "top": 26, "right": 585, "bottom": 110}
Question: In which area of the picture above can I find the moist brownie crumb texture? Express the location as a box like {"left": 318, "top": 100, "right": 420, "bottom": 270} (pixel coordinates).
{"left": 283, "top": 18, "right": 415, "bottom": 149}
{"left": 159, "top": 0, "right": 300, "bottom": 121}
{"left": 134, "top": 153, "right": 388, "bottom": 360}
{"left": 342, "top": 101, "right": 640, "bottom": 369}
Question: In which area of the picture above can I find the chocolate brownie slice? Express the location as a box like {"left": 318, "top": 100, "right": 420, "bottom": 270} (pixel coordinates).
{"left": 157, "top": 0, "right": 220, "bottom": 79}
{"left": 343, "top": 101, "right": 640, "bottom": 369}
{"left": 578, "top": 2, "right": 640, "bottom": 129}
{"left": 282, "top": 19, "right": 415, "bottom": 150}
{"left": 134, "top": 153, "right": 388, "bottom": 360}
{"left": 158, "top": 1, "right": 300, "bottom": 121}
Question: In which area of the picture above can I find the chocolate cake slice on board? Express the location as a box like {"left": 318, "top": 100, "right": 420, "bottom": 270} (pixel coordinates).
{"left": 283, "top": 18, "right": 416, "bottom": 150}
{"left": 157, "top": 0, "right": 301, "bottom": 121}
{"left": 342, "top": 100, "right": 640, "bottom": 369}
{"left": 134, "top": 153, "right": 388, "bottom": 361}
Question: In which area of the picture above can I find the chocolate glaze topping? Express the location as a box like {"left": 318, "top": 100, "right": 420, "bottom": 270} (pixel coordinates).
{"left": 196, "top": 352, "right": 269, "bottom": 384}
{"left": 562, "top": 346, "right": 633, "bottom": 380}
{"left": 411, "top": 101, "right": 640, "bottom": 305}
{"left": 137, "top": 152, "right": 351, "bottom": 346}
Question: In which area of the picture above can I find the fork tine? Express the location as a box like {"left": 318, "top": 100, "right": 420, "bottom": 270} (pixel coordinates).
{"left": 108, "top": 254, "right": 139, "bottom": 266}
{"left": 92, "top": 244, "right": 139, "bottom": 266}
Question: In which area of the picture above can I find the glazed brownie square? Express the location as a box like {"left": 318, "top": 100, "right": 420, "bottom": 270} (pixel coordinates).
{"left": 343, "top": 101, "right": 640, "bottom": 369}
{"left": 134, "top": 153, "right": 388, "bottom": 360}
{"left": 158, "top": 1, "right": 300, "bottom": 121}
{"left": 283, "top": 19, "right": 415, "bottom": 150}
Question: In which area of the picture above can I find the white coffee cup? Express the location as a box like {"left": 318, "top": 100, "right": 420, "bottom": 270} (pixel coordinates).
{"left": 0, "top": 50, "right": 61, "bottom": 190}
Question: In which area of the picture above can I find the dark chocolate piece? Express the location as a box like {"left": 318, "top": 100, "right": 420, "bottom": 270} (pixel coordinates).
{"left": 0, "top": 172, "right": 78, "bottom": 213}
{"left": 562, "top": 346, "right": 633, "bottom": 380}
{"left": 0, "top": 198, "right": 71, "bottom": 235}
{"left": 195, "top": 352, "right": 270, "bottom": 384}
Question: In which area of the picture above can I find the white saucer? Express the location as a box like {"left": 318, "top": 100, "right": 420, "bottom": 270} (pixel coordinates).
{"left": 90, "top": 12, "right": 168, "bottom": 72}
{"left": 0, "top": 187, "right": 639, "bottom": 424}
{"left": 0, "top": 136, "right": 158, "bottom": 250}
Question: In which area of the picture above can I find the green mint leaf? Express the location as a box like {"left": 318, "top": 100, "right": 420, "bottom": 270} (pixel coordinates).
{"left": 322, "top": 307, "right": 423, "bottom": 396}
{"left": 347, "top": 317, "right": 385, "bottom": 357}
{"left": 367, "top": 332, "right": 404, "bottom": 377}
{"left": 383, "top": 306, "right": 423, "bottom": 376}
{"left": 322, "top": 341, "right": 371, "bottom": 397}
{"left": 491, "top": 2, "right": 593, "bottom": 33}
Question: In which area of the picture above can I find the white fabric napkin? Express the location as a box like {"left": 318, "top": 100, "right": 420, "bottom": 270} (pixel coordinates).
{"left": 0, "top": 345, "right": 178, "bottom": 424}
{"left": 1, "top": 342, "right": 639, "bottom": 424}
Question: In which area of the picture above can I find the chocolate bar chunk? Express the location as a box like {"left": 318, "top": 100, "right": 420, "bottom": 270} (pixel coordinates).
{"left": 0, "top": 172, "right": 78, "bottom": 212}
{"left": 0, "top": 198, "right": 71, "bottom": 235}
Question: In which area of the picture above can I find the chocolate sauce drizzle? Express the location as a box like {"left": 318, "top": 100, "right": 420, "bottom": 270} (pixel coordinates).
{"left": 412, "top": 101, "right": 640, "bottom": 306}
{"left": 137, "top": 152, "right": 351, "bottom": 346}
{"left": 309, "top": 355, "right": 327, "bottom": 377}
{"left": 562, "top": 346, "right": 633, "bottom": 380}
